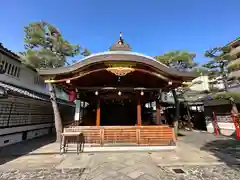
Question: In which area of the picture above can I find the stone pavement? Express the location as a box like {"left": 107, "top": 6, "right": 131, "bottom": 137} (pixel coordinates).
{"left": 0, "top": 165, "right": 240, "bottom": 180}
{"left": 0, "top": 132, "right": 240, "bottom": 179}
{"left": 177, "top": 130, "right": 240, "bottom": 166}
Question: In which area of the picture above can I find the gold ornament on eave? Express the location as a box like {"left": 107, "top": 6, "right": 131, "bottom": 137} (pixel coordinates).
{"left": 106, "top": 67, "right": 135, "bottom": 76}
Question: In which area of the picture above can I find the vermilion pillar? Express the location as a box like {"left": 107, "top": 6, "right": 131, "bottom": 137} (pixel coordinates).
{"left": 137, "top": 99, "right": 142, "bottom": 125}
{"left": 96, "top": 100, "right": 101, "bottom": 126}
{"left": 156, "top": 101, "right": 162, "bottom": 125}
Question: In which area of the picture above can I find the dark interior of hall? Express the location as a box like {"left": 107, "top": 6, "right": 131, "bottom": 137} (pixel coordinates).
{"left": 100, "top": 100, "right": 137, "bottom": 126}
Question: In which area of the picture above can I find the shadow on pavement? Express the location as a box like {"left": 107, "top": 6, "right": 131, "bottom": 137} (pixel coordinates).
{"left": 177, "top": 132, "right": 186, "bottom": 137}
{"left": 201, "top": 139, "right": 240, "bottom": 166}
{"left": 177, "top": 130, "right": 240, "bottom": 167}
{"left": 0, "top": 135, "right": 56, "bottom": 165}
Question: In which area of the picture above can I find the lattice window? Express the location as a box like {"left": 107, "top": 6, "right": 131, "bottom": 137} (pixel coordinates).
{"left": 0, "top": 54, "right": 21, "bottom": 78}
{"left": 7, "top": 64, "right": 12, "bottom": 74}
{"left": 34, "top": 75, "right": 46, "bottom": 87}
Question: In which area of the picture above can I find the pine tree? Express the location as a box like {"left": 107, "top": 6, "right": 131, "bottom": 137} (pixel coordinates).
{"left": 204, "top": 46, "right": 239, "bottom": 116}
{"left": 155, "top": 50, "right": 197, "bottom": 135}
{"left": 155, "top": 51, "right": 197, "bottom": 71}
{"left": 203, "top": 46, "right": 231, "bottom": 91}
{"left": 20, "top": 21, "right": 80, "bottom": 142}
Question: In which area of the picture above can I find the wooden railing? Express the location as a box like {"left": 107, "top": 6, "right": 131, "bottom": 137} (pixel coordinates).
{"left": 64, "top": 125, "right": 176, "bottom": 146}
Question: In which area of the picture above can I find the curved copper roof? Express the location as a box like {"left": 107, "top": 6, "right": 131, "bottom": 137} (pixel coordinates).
{"left": 38, "top": 51, "right": 196, "bottom": 80}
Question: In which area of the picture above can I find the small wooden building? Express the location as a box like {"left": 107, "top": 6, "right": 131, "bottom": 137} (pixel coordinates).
{"left": 39, "top": 34, "right": 196, "bottom": 146}
{"left": 204, "top": 98, "right": 240, "bottom": 136}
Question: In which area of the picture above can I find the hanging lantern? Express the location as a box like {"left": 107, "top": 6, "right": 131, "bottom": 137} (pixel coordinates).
{"left": 95, "top": 91, "right": 98, "bottom": 95}
{"left": 66, "top": 79, "right": 71, "bottom": 84}
{"left": 140, "top": 91, "right": 144, "bottom": 96}
{"left": 118, "top": 91, "right": 122, "bottom": 96}
{"left": 68, "top": 90, "right": 76, "bottom": 102}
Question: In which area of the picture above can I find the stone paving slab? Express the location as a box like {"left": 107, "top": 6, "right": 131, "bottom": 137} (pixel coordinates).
{"left": 1, "top": 132, "right": 240, "bottom": 179}
{"left": 0, "top": 154, "right": 64, "bottom": 170}
{"left": 0, "top": 165, "right": 240, "bottom": 180}
{"left": 0, "top": 141, "right": 227, "bottom": 177}
{"left": 178, "top": 130, "right": 240, "bottom": 165}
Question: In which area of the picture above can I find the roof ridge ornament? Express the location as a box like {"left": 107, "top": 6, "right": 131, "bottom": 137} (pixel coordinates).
{"left": 109, "top": 32, "right": 132, "bottom": 51}
{"left": 118, "top": 32, "right": 124, "bottom": 45}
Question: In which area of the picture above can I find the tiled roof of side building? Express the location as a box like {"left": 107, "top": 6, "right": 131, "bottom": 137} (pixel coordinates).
{"left": 0, "top": 43, "right": 21, "bottom": 62}
{"left": 226, "top": 37, "right": 240, "bottom": 47}
{"left": 0, "top": 81, "right": 75, "bottom": 106}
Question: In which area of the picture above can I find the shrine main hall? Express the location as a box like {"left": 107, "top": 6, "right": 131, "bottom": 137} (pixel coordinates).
{"left": 39, "top": 34, "right": 196, "bottom": 146}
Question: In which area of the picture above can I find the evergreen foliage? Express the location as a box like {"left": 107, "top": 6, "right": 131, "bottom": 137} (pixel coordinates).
{"left": 155, "top": 51, "right": 197, "bottom": 71}
{"left": 21, "top": 21, "right": 80, "bottom": 68}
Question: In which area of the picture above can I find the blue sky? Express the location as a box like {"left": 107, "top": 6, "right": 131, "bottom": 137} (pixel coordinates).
{"left": 1, "top": 0, "right": 240, "bottom": 64}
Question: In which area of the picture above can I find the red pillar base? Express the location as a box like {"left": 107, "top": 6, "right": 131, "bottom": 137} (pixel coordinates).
{"left": 212, "top": 112, "right": 219, "bottom": 136}
{"left": 231, "top": 113, "right": 240, "bottom": 140}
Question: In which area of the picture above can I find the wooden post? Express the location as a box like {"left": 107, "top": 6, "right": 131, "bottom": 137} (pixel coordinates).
{"left": 100, "top": 128, "right": 104, "bottom": 146}
{"left": 172, "top": 89, "right": 180, "bottom": 137}
{"left": 96, "top": 100, "right": 101, "bottom": 126}
{"left": 156, "top": 100, "right": 161, "bottom": 125}
{"left": 137, "top": 99, "right": 141, "bottom": 126}
{"left": 82, "top": 101, "right": 85, "bottom": 117}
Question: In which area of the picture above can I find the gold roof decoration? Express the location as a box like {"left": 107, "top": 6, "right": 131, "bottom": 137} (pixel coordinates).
{"left": 106, "top": 67, "right": 135, "bottom": 76}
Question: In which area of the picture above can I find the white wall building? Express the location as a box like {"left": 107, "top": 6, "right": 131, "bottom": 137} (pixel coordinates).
{"left": 190, "top": 75, "right": 209, "bottom": 91}
{"left": 0, "top": 44, "right": 74, "bottom": 147}
{"left": 0, "top": 50, "right": 68, "bottom": 100}
{"left": 189, "top": 74, "right": 239, "bottom": 92}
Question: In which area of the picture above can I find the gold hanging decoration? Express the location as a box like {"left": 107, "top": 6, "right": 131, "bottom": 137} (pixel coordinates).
{"left": 106, "top": 67, "right": 135, "bottom": 76}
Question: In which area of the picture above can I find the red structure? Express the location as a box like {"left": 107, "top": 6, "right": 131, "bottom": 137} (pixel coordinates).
{"left": 68, "top": 90, "right": 77, "bottom": 102}
{"left": 231, "top": 113, "right": 240, "bottom": 140}
{"left": 212, "top": 112, "right": 219, "bottom": 136}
